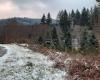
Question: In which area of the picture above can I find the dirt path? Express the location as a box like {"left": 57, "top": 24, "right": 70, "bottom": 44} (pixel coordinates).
{"left": 0, "top": 44, "right": 66, "bottom": 80}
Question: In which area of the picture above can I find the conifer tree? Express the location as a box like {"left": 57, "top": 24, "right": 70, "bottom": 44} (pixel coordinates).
{"left": 71, "top": 10, "right": 75, "bottom": 18}
{"left": 96, "top": 0, "right": 100, "bottom": 6}
{"left": 38, "top": 36, "right": 43, "bottom": 44}
{"left": 96, "top": 0, "right": 100, "bottom": 2}
{"left": 41, "top": 14, "right": 46, "bottom": 24}
{"left": 80, "top": 8, "right": 90, "bottom": 26}
{"left": 64, "top": 31, "right": 72, "bottom": 50}
{"left": 90, "top": 8, "right": 94, "bottom": 26}
{"left": 71, "top": 10, "right": 75, "bottom": 25}
{"left": 93, "top": 6, "right": 99, "bottom": 25}
{"left": 52, "top": 27, "right": 58, "bottom": 40}
{"left": 57, "top": 10, "right": 72, "bottom": 51}
{"left": 80, "top": 28, "right": 98, "bottom": 53}
{"left": 52, "top": 27, "right": 59, "bottom": 48}
{"left": 58, "top": 10, "right": 69, "bottom": 32}
{"left": 47, "top": 13, "right": 52, "bottom": 25}
{"left": 75, "top": 9, "right": 81, "bottom": 25}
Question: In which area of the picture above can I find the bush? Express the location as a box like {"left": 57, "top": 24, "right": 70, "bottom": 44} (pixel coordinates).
{"left": 80, "top": 28, "right": 99, "bottom": 54}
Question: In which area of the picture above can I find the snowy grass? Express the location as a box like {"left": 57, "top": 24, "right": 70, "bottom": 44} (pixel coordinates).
{"left": 0, "top": 44, "right": 66, "bottom": 80}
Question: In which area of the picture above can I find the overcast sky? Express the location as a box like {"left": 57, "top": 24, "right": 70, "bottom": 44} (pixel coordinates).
{"left": 0, "top": 0, "right": 97, "bottom": 19}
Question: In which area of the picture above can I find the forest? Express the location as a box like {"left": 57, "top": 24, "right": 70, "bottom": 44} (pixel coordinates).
{"left": 0, "top": 0, "right": 100, "bottom": 80}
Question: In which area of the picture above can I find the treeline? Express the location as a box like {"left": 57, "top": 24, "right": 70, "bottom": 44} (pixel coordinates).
{"left": 40, "top": 6, "right": 100, "bottom": 53}
{"left": 58, "top": 7, "right": 99, "bottom": 53}
{"left": 58, "top": 7, "right": 99, "bottom": 27}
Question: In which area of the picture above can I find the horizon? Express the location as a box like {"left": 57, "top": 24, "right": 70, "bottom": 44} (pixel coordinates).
{"left": 0, "top": 0, "right": 97, "bottom": 19}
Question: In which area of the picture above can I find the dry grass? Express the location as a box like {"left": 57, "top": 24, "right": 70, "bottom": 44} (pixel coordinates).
{"left": 27, "top": 44, "right": 100, "bottom": 80}
{"left": 69, "top": 59, "right": 100, "bottom": 80}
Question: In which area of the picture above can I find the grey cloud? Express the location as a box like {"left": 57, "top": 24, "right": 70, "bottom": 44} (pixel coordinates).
{"left": 0, "top": 0, "right": 96, "bottom": 19}
{"left": 11, "top": 0, "right": 47, "bottom": 10}
{"left": 12, "top": 0, "right": 96, "bottom": 9}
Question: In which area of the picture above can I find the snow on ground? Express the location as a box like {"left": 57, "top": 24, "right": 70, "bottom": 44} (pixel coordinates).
{"left": 0, "top": 44, "right": 66, "bottom": 80}
{"left": 0, "top": 46, "right": 7, "bottom": 57}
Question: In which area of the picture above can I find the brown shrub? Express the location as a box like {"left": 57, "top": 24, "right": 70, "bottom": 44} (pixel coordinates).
{"left": 69, "top": 59, "right": 100, "bottom": 80}
{"left": 54, "top": 62, "right": 65, "bottom": 70}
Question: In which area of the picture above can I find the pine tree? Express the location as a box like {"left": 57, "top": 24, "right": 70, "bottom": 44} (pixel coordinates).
{"left": 41, "top": 14, "right": 46, "bottom": 24}
{"left": 96, "top": 0, "right": 100, "bottom": 2}
{"left": 57, "top": 10, "right": 72, "bottom": 51}
{"left": 52, "top": 27, "right": 59, "bottom": 48}
{"left": 80, "top": 28, "right": 98, "bottom": 53}
{"left": 57, "top": 10, "right": 64, "bottom": 26}
{"left": 87, "top": 9, "right": 91, "bottom": 26}
{"left": 38, "top": 36, "right": 43, "bottom": 44}
{"left": 64, "top": 31, "right": 72, "bottom": 50}
{"left": 52, "top": 27, "right": 58, "bottom": 40}
{"left": 63, "top": 10, "right": 69, "bottom": 32}
{"left": 71, "top": 10, "right": 75, "bottom": 18}
{"left": 80, "top": 8, "right": 90, "bottom": 26}
{"left": 47, "top": 13, "right": 52, "bottom": 25}
{"left": 58, "top": 10, "right": 69, "bottom": 32}
{"left": 90, "top": 8, "right": 94, "bottom": 26}
{"left": 75, "top": 9, "right": 81, "bottom": 25}
{"left": 71, "top": 10, "right": 75, "bottom": 25}
{"left": 96, "top": 0, "right": 100, "bottom": 6}
{"left": 93, "top": 6, "right": 99, "bottom": 24}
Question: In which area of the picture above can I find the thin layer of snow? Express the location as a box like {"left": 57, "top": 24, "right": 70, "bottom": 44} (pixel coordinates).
{"left": 0, "top": 44, "right": 66, "bottom": 80}
{"left": 56, "top": 52, "right": 62, "bottom": 55}
{"left": 19, "top": 44, "right": 29, "bottom": 47}
{"left": 64, "top": 58, "right": 72, "bottom": 64}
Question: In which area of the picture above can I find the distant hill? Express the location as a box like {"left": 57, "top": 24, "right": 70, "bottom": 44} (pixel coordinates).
{"left": 0, "top": 17, "right": 56, "bottom": 27}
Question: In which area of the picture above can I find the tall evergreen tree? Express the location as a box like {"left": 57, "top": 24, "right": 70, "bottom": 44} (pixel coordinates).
{"left": 71, "top": 10, "right": 75, "bottom": 25}
{"left": 59, "top": 10, "right": 70, "bottom": 32}
{"left": 64, "top": 31, "right": 72, "bottom": 50}
{"left": 87, "top": 9, "right": 91, "bottom": 26}
{"left": 96, "top": 0, "right": 100, "bottom": 6}
{"left": 75, "top": 9, "right": 81, "bottom": 25}
{"left": 57, "top": 10, "right": 64, "bottom": 31}
{"left": 93, "top": 6, "right": 99, "bottom": 24}
{"left": 38, "top": 36, "right": 43, "bottom": 44}
{"left": 47, "top": 13, "right": 52, "bottom": 25}
{"left": 80, "top": 28, "right": 98, "bottom": 53}
{"left": 41, "top": 14, "right": 46, "bottom": 24}
{"left": 96, "top": 0, "right": 100, "bottom": 2}
{"left": 57, "top": 11, "right": 62, "bottom": 20}
{"left": 52, "top": 27, "right": 59, "bottom": 48}
{"left": 63, "top": 10, "right": 69, "bottom": 32}
{"left": 52, "top": 27, "right": 58, "bottom": 40}
{"left": 80, "top": 8, "right": 90, "bottom": 26}
{"left": 90, "top": 8, "right": 94, "bottom": 26}
{"left": 57, "top": 10, "right": 64, "bottom": 26}
{"left": 57, "top": 10, "right": 72, "bottom": 51}
{"left": 71, "top": 10, "right": 75, "bottom": 18}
